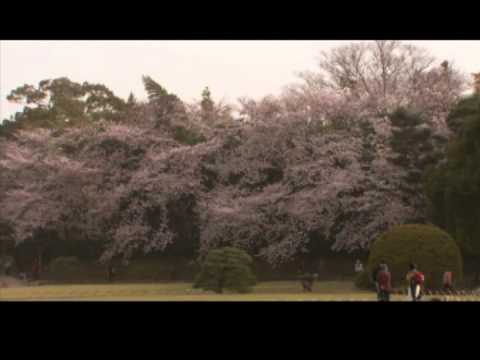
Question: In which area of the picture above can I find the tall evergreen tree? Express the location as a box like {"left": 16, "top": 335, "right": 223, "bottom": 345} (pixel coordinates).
{"left": 425, "top": 94, "right": 480, "bottom": 281}
{"left": 127, "top": 92, "right": 137, "bottom": 107}
{"left": 142, "top": 76, "right": 169, "bottom": 102}
{"left": 389, "top": 108, "right": 446, "bottom": 190}
{"left": 200, "top": 86, "right": 215, "bottom": 123}
{"left": 142, "top": 76, "right": 185, "bottom": 127}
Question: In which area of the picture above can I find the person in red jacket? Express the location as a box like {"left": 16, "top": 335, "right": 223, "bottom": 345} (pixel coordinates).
{"left": 376, "top": 264, "right": 392, "bottom": 302}
{"left": 406, "top": 263, "right": 424, "bottom": 301}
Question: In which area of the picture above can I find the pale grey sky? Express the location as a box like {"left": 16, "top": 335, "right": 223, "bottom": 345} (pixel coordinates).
{"left": 1, "top": 40, "right": 480, "bottom": 120}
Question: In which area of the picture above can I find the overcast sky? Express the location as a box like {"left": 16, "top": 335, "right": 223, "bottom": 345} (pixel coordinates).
{"left": 1, "top": 40, "right": 480, "bottom": 120}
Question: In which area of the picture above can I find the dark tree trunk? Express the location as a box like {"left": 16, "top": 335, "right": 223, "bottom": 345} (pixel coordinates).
{"left": 31, "top": 247, "right": 43, "bottom": 281}
{"left": 107, "top": 263, "right": 114, "bottom": 283}
{"left": 13, "top": 248, "right": 23, "bottom": 274}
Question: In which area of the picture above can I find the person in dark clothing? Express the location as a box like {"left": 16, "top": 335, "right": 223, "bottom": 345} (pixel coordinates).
{"left": 376, "top": 264, "right": 392, "bottom": 302}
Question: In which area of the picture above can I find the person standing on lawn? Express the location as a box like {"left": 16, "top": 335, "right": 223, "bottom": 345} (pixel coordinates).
{"left": 355, "top": 259, "right": 364, "bottom": 274}
{"left": 372, "top": 260, "right": 386, "bottom": 299}
{"left": 406, "top": 263, "right": 424, "bottom": 301}
{"left": 376, "top": 263, "right": 392, "bottom": 301}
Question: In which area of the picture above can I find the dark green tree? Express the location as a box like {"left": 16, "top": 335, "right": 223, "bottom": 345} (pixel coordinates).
{"left": 389, "top": 107, "right": 447, "bottom": 196}
{"left": 82, "top": 82, "right": 126, "bottom": 122}
{"left": 0, "top": 119, "right": 18, "bottom": 138}
{"left": 193, "top": 247, "right": 256, "bottom": 293}
{"left": 142, "top": 76, "right": 185, "bottom": 127}
{"left": 358, "top": 119, "right": 377, "bottom": 169}
{"left": 425, "top": 94, "right": 480, "bottom": 282}
{"left": 200, "top": 87, "right": 215, "bottom": 123}
{"left": 142, "top": 76, "right": 169, "bottom": 101}
{"left": 8, "top": 78, "right": 86, "bottom": 129}
{"left": 5, "top": 78, "right": 126, "bottom": 132}
{"left": 389, "top": 108, "right": 445, "bottom": 179}
{"left": 127, "top": 92, "right": 137, "bottom": 107}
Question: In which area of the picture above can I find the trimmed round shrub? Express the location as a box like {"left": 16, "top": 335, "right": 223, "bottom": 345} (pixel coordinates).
{"left": 193, "top": 247, "right": 257, "bottom": 293}
{"left": 360, "top": 224, "right": 463, "bottom": 289}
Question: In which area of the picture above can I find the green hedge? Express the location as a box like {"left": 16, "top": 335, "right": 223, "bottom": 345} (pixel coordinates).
{"left": 359, "top": 224, "right": 463, "bottom": 289}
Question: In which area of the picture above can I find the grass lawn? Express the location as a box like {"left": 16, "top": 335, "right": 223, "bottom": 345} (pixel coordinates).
{"left": 0, "top": 281, "right": 479, "bottom": 301}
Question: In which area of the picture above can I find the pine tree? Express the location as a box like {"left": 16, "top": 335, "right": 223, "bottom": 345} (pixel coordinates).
{"left": 127, "top": 92, "right": 137, "bottom": 107}
{"left": 142, "top": 76, "right": 185, "bottom": 127}
{"left": 425, "top": 95, "right": 480, "bottom": 282}
{"left": 142, "top": 76, "right": 169, "bottom": 102}
{"left": 5, "top": 78, "right": 125, "bottom": 131}
{"left": 389, "top": 108, "right": 445, "bottom": 189}
{"left": 200, "top": 87, "right": 215, "bottom": 123}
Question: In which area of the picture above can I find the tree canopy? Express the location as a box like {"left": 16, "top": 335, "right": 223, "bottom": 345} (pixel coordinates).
{"left": 2, "top": 78, "right": 126, "bottom": 134}
{"left": 0, "top": 41, "right": 471, "bottom": 267}
{"left": 425, "top": 94, "right": 480, "bottom": 259}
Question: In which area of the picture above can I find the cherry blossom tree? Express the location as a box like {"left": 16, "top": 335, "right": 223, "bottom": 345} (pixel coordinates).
{"left": 0, "top": 129, "right": 103, "bottom": 272}
{"left": 295, "top": 41, "right": 466, "bottom": 120}
{"left": 0, "top": 41, "right": 469, "bottom": 268}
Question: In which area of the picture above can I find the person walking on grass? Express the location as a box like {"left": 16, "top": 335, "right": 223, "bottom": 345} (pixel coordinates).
{"left": 376, "top": 263, "right": 392, "bottom": 302}
{"left": 406, "top": 263, "right": 424, "bottom": 301}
